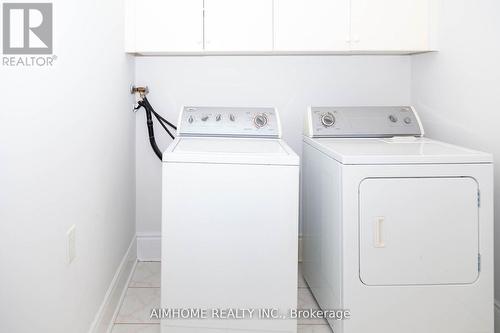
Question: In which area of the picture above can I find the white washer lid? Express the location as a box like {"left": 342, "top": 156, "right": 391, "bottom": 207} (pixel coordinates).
{"left": 163, "top": 137, "right": 299, "bottom": 165}
{"left": 304, "top": 136, "right": 492, "bottom": 165}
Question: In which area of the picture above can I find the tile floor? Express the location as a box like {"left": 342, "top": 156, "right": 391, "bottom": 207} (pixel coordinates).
{"left": 112, "top": 262, "right": 332, "bottom": 333}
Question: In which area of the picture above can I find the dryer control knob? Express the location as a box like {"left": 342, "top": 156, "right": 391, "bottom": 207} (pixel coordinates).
{"left": 188, "top": 116, "right": 194, "bottom": 124}
{"left": 216, "top": 114, "right": 222, "bottom": 121}
{"left": 229, "top": 114, "right": 236, "bottom": 122}
{"left": 254, "top": 114, "right": 268, "bottom": 128}
{"left": 389, "top": 115, "right": 398, "bottom": 123}
{"left": 321, "top": 113, "right": 336, "bottom": 127}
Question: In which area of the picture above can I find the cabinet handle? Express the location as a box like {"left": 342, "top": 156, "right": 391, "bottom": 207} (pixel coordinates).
{"left": 374, "top": 217, "right": 385, "bottom": 248}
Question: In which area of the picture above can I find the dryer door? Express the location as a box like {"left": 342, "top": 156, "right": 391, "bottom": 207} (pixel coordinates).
{"left": 359, "top": 177, "right": 479, "bottom": 286}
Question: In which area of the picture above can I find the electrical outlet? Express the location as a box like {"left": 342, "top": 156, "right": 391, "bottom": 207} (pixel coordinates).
{"left": 67, "top": 225, "right": 76, "bottom": 264}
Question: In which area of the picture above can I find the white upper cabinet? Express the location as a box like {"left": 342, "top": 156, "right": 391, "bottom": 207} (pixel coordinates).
{"left": 274, "top": 0, "right": 350, "bottom": 51}
{"left": 204, "top": 0, "right": 273, "bottom": 51}
{"left": 128, "top": 0, "right": 203, "bottom": 53}
{"left": 350, "top": 0, "right": 430, "bottom": 51}
{"left": 125, "top": 0, "right": 433, "bottom": 54}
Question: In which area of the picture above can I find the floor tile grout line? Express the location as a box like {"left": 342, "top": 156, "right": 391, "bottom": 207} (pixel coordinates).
{"left": 112, "top": 286, "right": 131, "bottom": 325}
{"left": 115, "top": 321, "right": 160, "bottom": 324}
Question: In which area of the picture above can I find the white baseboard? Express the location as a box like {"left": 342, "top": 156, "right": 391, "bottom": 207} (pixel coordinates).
{"left": 88, "top": 237, "right": 137, "bottom": 333}
{"left": 137, "top": 232, "right": 161, "bottom": 261}
{"left": 495, "top": 300, "right": 500, "bottom": 333}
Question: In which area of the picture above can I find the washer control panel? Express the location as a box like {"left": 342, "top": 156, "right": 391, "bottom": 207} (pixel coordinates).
{"left": 305, "top": 106, "right": 423, "bottom": 138}
{"left": 178, "top": 106, "right": 281, "bottom": 138}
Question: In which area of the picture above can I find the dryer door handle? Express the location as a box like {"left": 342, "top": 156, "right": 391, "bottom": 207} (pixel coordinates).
{"left": 374, "top": 217, "right": 385, "bottom": 248}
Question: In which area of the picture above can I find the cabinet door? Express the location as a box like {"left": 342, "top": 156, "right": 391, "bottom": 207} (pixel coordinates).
{"left": 204, "top": 0, "right": 273, "bottom": 51}
{"left": 133, "top": 0, "right": 203, "bottom": 53}
{"left": 274, "top": 0, "right": 350, "bottom": 51}
{"left": 350, "top": 0, "right": 430, "bottom": 51}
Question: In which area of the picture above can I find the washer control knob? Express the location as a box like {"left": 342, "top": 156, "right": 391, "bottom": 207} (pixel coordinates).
{"left": 254, "top": 114, "right": 268, "bottom": 128}
{"left": 229, "top": 114, "right": 236, "bottom": 122}
{"left": 216, "top": 114, "right": 222, "bottom": 121}
{"left": 388, "top": 115, "right": 398, "bottom": 123}
{"left": 404, "top": 117, "right": 412, "bottom": 124}
{"left": 188, "top": 116, "right": 194, "bottom": 124}
{"left": 201, "top": 115, "right": 209, "bottom": 122}
{"left": 320, "top": 113, "right": 336, "bottom": 127}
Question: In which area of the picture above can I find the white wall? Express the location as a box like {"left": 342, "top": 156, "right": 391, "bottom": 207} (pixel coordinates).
{"left": 135, "top": 56, "right": 411, "bottom": 239}
{"left": 0, "top": 1, "right": 135, "bottom": 332}
{"left": 411, "top": 0, "right": 500, "bottom": 307}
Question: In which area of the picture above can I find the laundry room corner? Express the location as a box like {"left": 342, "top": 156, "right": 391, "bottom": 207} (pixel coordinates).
{"left": 3, "top": 0, "right": 500, "bottom": 332}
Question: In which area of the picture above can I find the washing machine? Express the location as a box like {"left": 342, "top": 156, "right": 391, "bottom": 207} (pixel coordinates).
{"left": 162, "top": 106, "right": 300, "bottom": 333}
{"left": 301, "top": 106, "right": 493, "bottom": 333}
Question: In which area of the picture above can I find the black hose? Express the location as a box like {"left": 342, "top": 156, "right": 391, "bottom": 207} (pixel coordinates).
{"left": 143, "top": 97, "right": 177, "bottom": 130}
{"left": 138, "top": 100, "right": 163, "bottom": 160}
{"left": 153, "top": 112, "right": 175, "bottom": 139}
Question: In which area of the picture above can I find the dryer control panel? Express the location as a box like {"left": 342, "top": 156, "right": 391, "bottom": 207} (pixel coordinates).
{"left": 304, "top": 106, "right": 424, "bottom": 138}
{"left": 178, "top": 106, "right": 281, "bottom": 138}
